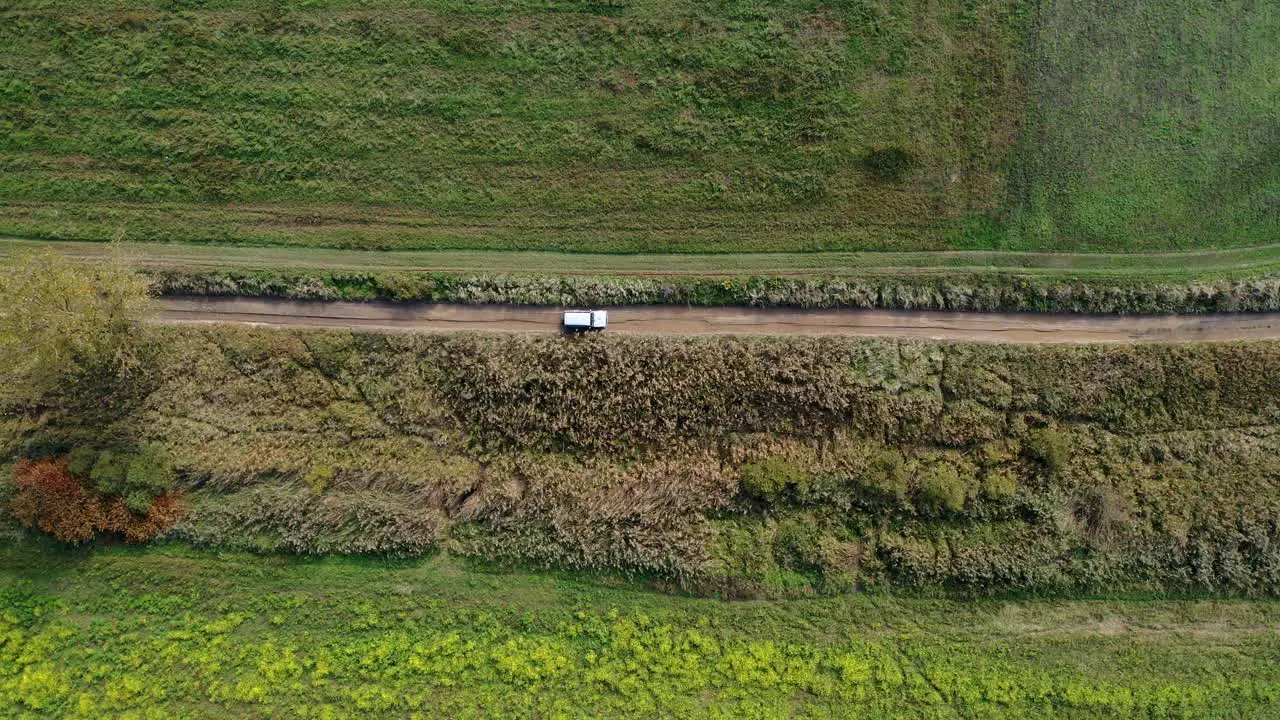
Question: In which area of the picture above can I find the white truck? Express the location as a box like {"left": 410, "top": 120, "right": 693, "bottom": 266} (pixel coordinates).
{"left": 562, "top": 310, "right": 608, "bottom": 331}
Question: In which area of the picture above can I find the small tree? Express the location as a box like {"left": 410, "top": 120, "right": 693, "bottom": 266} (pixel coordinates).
{"left": 0, "top": 249, "right": 152, "bottom": 413}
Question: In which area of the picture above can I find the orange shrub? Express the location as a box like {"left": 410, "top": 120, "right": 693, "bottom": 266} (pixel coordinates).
{"left": 9, "top": 458, "right": 184, "bottom": 544}
{"left": 10, "top": 459, "right": 103, "bottom": 543}
{"left": 101, "top": 493, "right": 187, "bottom": 543}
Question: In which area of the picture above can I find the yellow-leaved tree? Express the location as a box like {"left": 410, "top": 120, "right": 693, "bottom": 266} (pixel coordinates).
{"left": 0, "top": 249, "right": 184, "bottom": 544}
{"left": 0, "top": 248, "right": 152, "bottom": 414}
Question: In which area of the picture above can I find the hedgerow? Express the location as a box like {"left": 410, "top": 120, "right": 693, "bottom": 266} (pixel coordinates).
{"left": 150, "top": 267, "right": 1280, "bottom": 314}
{"left": 3, "top": 327, "right": 1280, "bottom": 596}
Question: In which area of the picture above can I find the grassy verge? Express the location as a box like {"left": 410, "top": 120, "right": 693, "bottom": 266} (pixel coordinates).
{"left": 8, "top": 238, "right": 1280, "bottom": 313}
{"left": 2, "top": 541, "right": 1278, "bottom": 719}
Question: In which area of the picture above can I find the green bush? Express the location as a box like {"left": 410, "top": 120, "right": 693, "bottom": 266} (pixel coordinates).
{"left": 1024, "top": 428, "right": 1069, "bottom": 476}
{"left": 89, "top": 447, "right": 175, "bottom": 513}
{"left": 67, "top": 446, "right": 99, "bottom": 479}
{"left": 305, "top": 465, "right": 335, "bottom": 496}
{"left": 980, "top": 468, "right": 1019, "bottom": 502}
{"left": 773, "top": 518, "right": 824, "bottom": 573}
{"left": 740, "top": 457, "right": 807, "bottom": 504}
{"left": 89, "top": 449, "right": 130, "bottom": 496}
{"left": 856, "top": 450, "right": 910, "bottom": 503}
{"left": 123, "top": 448, "right": 177, "bottom": 514}
{"left": 917, "top": 465, "right": 969, "bottom": 514}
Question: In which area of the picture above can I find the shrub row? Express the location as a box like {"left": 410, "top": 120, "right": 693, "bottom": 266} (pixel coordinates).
{"left": 150, "top": 268, "right": 1280, "bottom": 314}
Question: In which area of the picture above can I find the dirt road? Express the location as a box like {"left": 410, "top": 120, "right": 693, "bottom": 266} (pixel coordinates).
{"left": 153, "top": 297, "right": 1280, "bottom": 344}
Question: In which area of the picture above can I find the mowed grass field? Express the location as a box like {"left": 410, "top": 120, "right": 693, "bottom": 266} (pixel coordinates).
{"left": 2, "top": 0, "right": 1273, "bottom": 253}
{"left": 2, "top": 542, "right": 1279, "bottom": 719}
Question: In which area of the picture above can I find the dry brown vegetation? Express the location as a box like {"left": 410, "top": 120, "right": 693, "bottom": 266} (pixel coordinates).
{"left": 4, "top": 327, "right": 1279, "bottom": 595}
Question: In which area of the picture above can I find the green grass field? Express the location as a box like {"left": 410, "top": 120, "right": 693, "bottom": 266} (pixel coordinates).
{"left": 1, "top": 0, "right": 1275, "bottom": 253}
{"left": 1007, "top": 0, "right": 1280, "bottom": 250}
{"left": 2, "top": 541, "right": 1278, "bottom": 719}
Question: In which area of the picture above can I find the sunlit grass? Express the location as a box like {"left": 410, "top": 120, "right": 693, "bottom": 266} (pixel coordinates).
{"left": 2, "top": 542, "right": 1278, "bottom": 718}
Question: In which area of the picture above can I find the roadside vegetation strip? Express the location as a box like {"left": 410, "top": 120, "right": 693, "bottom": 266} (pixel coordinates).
{"left": 7, "top": 239, "right": 1280, "bottom": 314}
{"left": 151, "top": 267, "right": 1280, "bottom": 315}
{"left": 10, "top": 322, "right": 1280, "bottom": 597}
{"left": 2, "top": 544, "right": 1279, "bottom": 720}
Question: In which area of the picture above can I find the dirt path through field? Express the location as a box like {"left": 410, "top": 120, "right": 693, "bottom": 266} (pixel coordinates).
{"left": 153, "top": 297, "right": 1280, "bottom": 344}
{"left": 6, "top": 237, "right": 1280, "bottom": 277}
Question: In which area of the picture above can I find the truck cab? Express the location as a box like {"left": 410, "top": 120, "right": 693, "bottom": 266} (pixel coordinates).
{"left": 562, "top": 310, "right": 608, "bottom": 331}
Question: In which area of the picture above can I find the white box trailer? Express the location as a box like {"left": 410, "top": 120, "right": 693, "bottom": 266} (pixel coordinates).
{"left": 562, "top": 310, "right": 608, "bottom": 331}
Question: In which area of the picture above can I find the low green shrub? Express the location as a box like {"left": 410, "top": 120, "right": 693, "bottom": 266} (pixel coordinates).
{"left": 1024, "top": 428, "right": 1069, "bottom": 477}
{"left": 979, "top": 468, "right": 1019, "bottom": 501}
{"left": 916, "top": 464, "right": 968, "bottom": 514}
{"left": 305, "top": 465, "right": 335, "bottom": 496}
{"left": 855, "top": 450, "right": 910, "bottom": 504}
{"left": 772, "top": 517, "right": 826, "bottom": 573}
{"left": 740, "top": 457, "right": 808, "bottom": 503}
